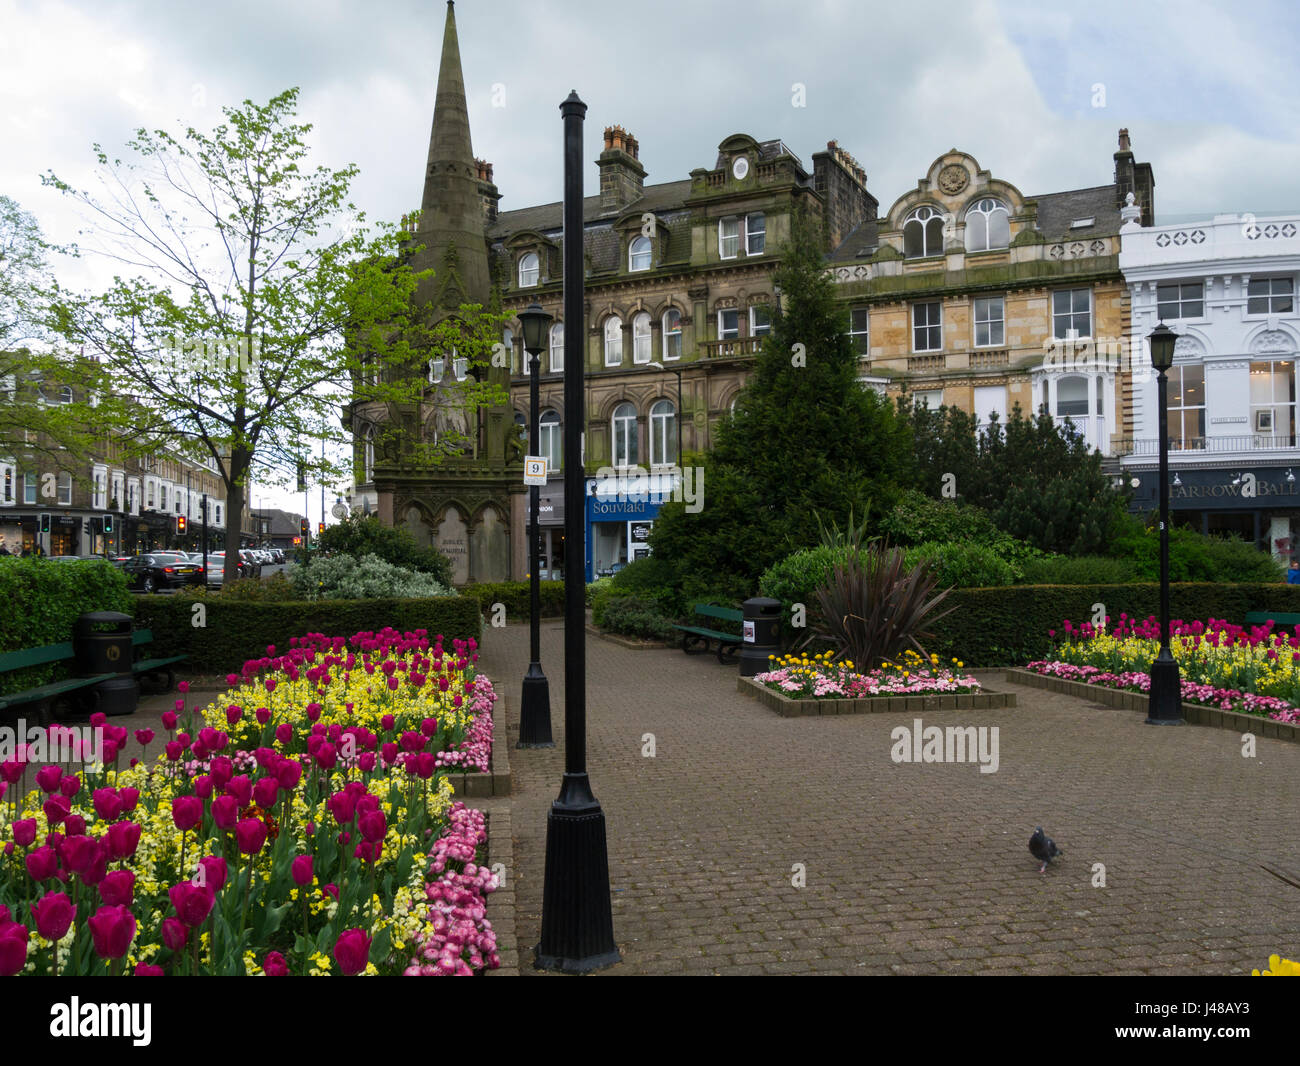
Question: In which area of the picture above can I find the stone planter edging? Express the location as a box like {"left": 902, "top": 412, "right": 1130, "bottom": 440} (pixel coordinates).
{"left": 1004, "top": 667, "right": 1300, "bottom": 744}
{"left": 448, "top": 691, "right": 512, "bottom": 797}
{"left": 737, "top": 675, "right": 1016, "bottom": 718}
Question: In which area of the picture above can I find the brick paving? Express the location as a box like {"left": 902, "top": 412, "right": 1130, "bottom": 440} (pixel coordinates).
{"left": 477, "top": 621, "right": 1300, "bottom": 976}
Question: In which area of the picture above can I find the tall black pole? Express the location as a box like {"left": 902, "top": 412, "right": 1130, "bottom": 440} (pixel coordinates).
{"left": 201, "top": 493, "right": 209, "bottom": 579}
{"left": 536, "top": 90, "right": 620, "bottom": 972}
{"left": 518, "top": 342, "right": 553, "bottom": 747}
{"left": 1147, "top": 358, "right": 1182, "bottom": 724}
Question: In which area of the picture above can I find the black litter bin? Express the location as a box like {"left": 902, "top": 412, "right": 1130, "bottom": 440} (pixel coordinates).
{"left": 739, "top": 597, "right": 783, "bottom": 677}
{"left": 74, "top": 611, "right": 138, "bottom": 716}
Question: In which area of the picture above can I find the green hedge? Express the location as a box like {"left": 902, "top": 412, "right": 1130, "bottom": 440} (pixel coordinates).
{"left": 132, "top": 596, "right": 483, "bottom": 675}
{"left": 918, "top": 583, "right": 1300, "bottom": 668}
{"left": 462, "top": 582, "right": 565, "bottom": 622}
{"left": 0, "top": 558, "right": 133, "bottom": 697}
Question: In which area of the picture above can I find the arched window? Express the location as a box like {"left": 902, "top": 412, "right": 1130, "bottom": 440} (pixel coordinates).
{"left": 649, "top": 400, "right": 676, "bottom": 467}
{"left": 662, "top": 309, "right": 682, "bottom": 360}
{"left": 540, "top": 409, "right": 562, "bottom": 472}
{"left": 428, "top": 356, "right": 444, "bottom": 383}
{"left": 549, "top": 322, "right": 564, "bottom": 373}
{"left": 903, "top": 205, "right": 946, "bottom": 258}
{"left": 632, "top": 312, "right": 651, "bottom": 363}
{"left": 965, "top": 198, "right": 1010, "bottom": 252}
{"left": 611, "top": 402, "right": 638, "bottom": 467}
{"left": 59, "top": 386, "right": 73, "bottom": 404}
{"left": 518, "top": 252, "right": 539, "bottom": 288}
{"left": 629, "top": 236, "right": 651, "bottom": 272}
{"left": 604, "top": 316, "right": 623, "bottom": 366}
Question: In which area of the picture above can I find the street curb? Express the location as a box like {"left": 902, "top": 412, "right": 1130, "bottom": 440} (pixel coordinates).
{"left": 1005, "top": 668, "right": 1300, "bottom": 743}
{"left": 737, "top": 675, "right": 1016, "bottom": 717}
{"left": 481, "top": 800, "right": 517, "bottom": 976}
{"left": 449, "top": 692, "right": 512, "bottom": 797}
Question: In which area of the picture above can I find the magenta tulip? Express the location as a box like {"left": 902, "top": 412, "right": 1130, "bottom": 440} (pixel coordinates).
{"left": 92, "top": 788, "right": 123, "bottom": 822}
{"left": 381, "top": 742, "right": 398, "bottom": 766}
{"left": 134, "top": 728, "right": 155, "bottom": 747}
{"left": 235, "top": 818, "right": 267, "bottom": 856}
{"left": 58, "top": 774, "right": 81, "bottom": 798}
{"left": 193, "top": 774, "right": 214, "bottom": 800}
{"left": 98, "top": 870, "right": 135, "bottom": 908}
{"left": 119, "top": 787, "right": 139, "bottom": 813}
{"left": 172, "top": 795, "right": 203, "bottom": 832}
{"left": 211, "top": 794, "right": 239, "bottom": 830}
{"left": 224, "top": 775, "right": 252, "bottom": 807}
{"left": 255, "top": 706, "right": 271, "bottom": 725}
{"left": 252, "top": 777, "right": 279, "bottom": 809}
{"left": 291, "top": 855, "right": 314, "bottom": 887}
{"left": 197, "top": 855, "right": 228, "bottom": 891}
{"left": 326, "top": 791, "right": 356, "bottom": 826}
{"left": 25, "top": 845, "right": 58, "bottom": 882}
{"left": 30, "top": 891, "right": 75, "bottom": 941}
{"left": 87, "top": 905, "right": 135, "bottom": 960}
{"left": 380, "top": 713, "right": 395, "bottom": 731}
{"left": 0, "top": 923, "right": 29, "bottom": 976}
{"left": 420, "top": 717, "right": 438, "bottom": 737}
{"left": 358, "top": 752, "right": 376, "bottom": 773}
{"left": 41, "top": 795, "right": 70, "bottom": 827}
{"left": 168, "top": 882, "right": 214, "bottom": 928}
{"left": 274, "top": 722, "right": 293, "bottom": 745}
{"left": 275, "top": 760, "right": 302, "bottom": 791}
{"left": 333, "top": 928, "right": 371, "bottom": 976}
{"left": 165, "top": 741, "right": 183, "bottom": 762}
{"left": 105, "top": 821, "right": 141, "bottom": 861}
{"left": 314, "top": 743, "right": 337, "bottom": 770}
{"left": 60, "top": 835, "right": 100, "bottom": 877}
{"left": 262, "top": 951, "right": 289, "bottom": 976}
{"left": 358, "top": 810, "right": 386, "bottom": 845}
{"left": 226, "top": 705, "right": 243, "bottom": 726}
{"left": 161, "top": 710, "right": 178, "bottom": 730}
{"left": 134, "top": 962, "right": 164, "bottom": 975}
{"left": 35, "top": 765, "right": 62, "bottom": 793}
{"left": 12, "top": 819, "right": 37, "bottom": 848}
{"left": 161, "top": 916, "right": 188, "bottom": 950}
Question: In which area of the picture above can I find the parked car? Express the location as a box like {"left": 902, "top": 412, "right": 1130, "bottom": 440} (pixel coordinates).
{"left": 240, "top": 550, "right": 263, "bottom": 577}
{"left": 120, "top": 552, "right": 204, "bottom": 593}
{"left": 209, "top": 551, "right": 252, "bottom": 581}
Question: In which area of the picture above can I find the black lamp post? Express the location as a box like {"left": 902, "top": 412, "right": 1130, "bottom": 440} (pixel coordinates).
{"left": 517, "top": 302, "right": 554, "bottom": 749}
{"left": 535, "top": 90, "right": 619, "bottom": 973}
{"left": 1147, "top": 321, "right": 1183, "bottom": 725}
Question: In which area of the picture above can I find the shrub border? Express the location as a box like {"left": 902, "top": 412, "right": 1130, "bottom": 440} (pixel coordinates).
{"left": 1005, "top": 667, "right": 1300, "bottom": 744}
{"left": 737, "top": 675, "right": 1017, "bottom": 718}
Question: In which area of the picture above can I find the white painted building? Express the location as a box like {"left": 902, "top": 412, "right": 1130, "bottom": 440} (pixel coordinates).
{"left": 1119, "top": 209, "right": 1300, "bottom": 557}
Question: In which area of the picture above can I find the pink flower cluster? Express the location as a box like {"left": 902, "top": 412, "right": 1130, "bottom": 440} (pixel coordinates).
{"left": 405, "top": 803, "right": 499, "bottom": 976}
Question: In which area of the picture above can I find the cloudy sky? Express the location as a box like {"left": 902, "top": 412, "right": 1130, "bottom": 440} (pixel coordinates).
{"left": 3, "top": 0, "right": 1298, "bottom": 518}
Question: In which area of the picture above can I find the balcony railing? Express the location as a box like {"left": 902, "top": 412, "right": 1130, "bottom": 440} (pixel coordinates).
{"left": 1111, "top": 434, "right": 1300, "bottom": 457}
{"left": 1052, "top": 415, "right": 1108, "bottom": 454}
{"left": 908, "top": 354, "right": 945, "bottom": 372}
{"left": 701, "top": 337, "right": 762, "bottom": 360}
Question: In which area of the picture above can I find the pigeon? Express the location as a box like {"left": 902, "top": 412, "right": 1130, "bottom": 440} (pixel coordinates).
{"left": 1029, "top": 826, "right": 1063, "bottom": 874}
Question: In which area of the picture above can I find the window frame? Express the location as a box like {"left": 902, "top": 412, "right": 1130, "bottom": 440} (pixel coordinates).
{"left": 649, "top": 399, "right": 677, "bottom": 467}
{"left": 973, "top": 296, "right": 1005, "bottom": 348}
{"left": 57, "top": 472, "right": 73, "bottom": 506}
{"left": 912, "top": 301, "right": 943, "bottom": 353}
{"left": 718, "top": 308, "right": 740, "bottom": 341}
{"left": 632, "top": 311, "right": 652, "bottom": 364}
{"left": 629, "top": 235, "right": 651, "bottom": 272}
{"left": 1247, "top": 277, "right": 1294, "bottom": 316}
{"left": 549, "top": 322, "right": 564, "bottom": 374}
{"left": 518, "top": 252, "right": 540, "bottom": 288}
{"left": 749, "top": 305, "right": 772, "bottom": 339}
{"left": 662, "top": 309, "right": 682, "bottom": 361}
{"left": 604, "top": 316, "right": 623, "bottom": 367}
{"left": 1156, "top": 282, "right": 1205, "bottom": 321}
{"left": 611, "top": 402, "right": 638, "bottom": 468}
{"left": 903, "top": 205, "right": 946, "bottom": 259}
{"left": 1167, "top": 363, "right": 1207, "bottom": 448}
{"left": 539, "top": 409, "right": 562, "bottom": 472}
{"left": 718, "top": 217, "right": 740, "bottom": 260}
{"left": 847, "top": 308, "right": 870, "bottom": 356}
{"left": 745, "top": 212, "right": 766, "bottom": 256}
{"left": 1052, "top": 288, "right": 1093, "bottom": 340}
{"left": 964, "top": 198, "right": 1010, "bottom": 253}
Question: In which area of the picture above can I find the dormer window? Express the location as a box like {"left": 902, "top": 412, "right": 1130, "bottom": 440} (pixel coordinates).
{"left": 518, "top": 252, "right": 539, "bottom": 288}
{"left": 629, "top": 236, "right": 651, "bottom": 272}
{"left": 965, "top": 198, "right": 1009, "bottom": 252}
{"left": 904, "top": 206, "right": 945, "bottom": 258}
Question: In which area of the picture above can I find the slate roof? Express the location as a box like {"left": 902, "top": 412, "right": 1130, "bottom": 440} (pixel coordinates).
{"left": 826, "top": 217, "right": 880, "bottom": 262}
{"left": 1025, "top": 184, "right": 1122, "bottom": 241}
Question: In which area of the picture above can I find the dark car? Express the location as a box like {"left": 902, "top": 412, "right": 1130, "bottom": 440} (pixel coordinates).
{"left": 120, "top": 552, "right": 204, "bottom": 593}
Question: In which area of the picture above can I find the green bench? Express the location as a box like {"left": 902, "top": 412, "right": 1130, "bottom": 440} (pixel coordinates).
{"left": 1244, "top": 611, "right": 1300, "bottom": 630}
{"left": 0, "top": 643, "right": 116, "bottom": 727}
{"left": 0, "top": 629, "right": 187, "bottom": 727}
{"left": 671, "top": 603, "right": 744, "bottom": 664}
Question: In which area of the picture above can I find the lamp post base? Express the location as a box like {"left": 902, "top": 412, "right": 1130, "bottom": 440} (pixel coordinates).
{"left": 535, "top": 773, "right": 620, "bottom": 973}
{"left": 517, "top": 663, "right": 554, "bottom": 748}
{"left": 1146, "top": 652, "right": 1184, "bottom": 724}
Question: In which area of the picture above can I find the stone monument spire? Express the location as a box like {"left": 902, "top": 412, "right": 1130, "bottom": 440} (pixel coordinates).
{"left": 414, "top": 0, "right": 491, "bottom": 312}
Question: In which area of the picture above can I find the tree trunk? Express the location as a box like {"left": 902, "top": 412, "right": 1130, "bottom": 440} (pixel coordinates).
{"left": 223, "top": 449, "right": 251, "bottom": 586}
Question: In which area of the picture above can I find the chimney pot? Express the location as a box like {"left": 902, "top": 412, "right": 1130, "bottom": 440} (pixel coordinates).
{"left": 1118, "top": 127, "right": 1131, "bottom": 151}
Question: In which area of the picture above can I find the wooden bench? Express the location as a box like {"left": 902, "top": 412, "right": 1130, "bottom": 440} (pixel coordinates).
{"left": 672, "top": 603, "right": 744, "bottom": 664}
{"left": 0, "top": 643, "right": 115, "bottom": 727}
{"left": 1244, "top": 611, "right": 1300, "bottom": 630}
{"left": 131, "top": 629, "right": 187, "bottom": 692}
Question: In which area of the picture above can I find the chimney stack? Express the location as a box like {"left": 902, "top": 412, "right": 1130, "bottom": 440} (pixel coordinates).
{"left": 597, "top": 125, "right": 646, "bottom": 212}
{"left": 475, "top": 157, "right": 501, "bottom": 225}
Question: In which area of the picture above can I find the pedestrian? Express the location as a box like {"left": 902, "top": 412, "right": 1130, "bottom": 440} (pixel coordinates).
{"left": 1288, "top": 559, "right": 1300, "bottom": 585}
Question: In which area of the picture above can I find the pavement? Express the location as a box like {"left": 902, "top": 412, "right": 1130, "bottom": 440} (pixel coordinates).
{"left": 475, "top": 621, "right": 1300, "bottom": 976}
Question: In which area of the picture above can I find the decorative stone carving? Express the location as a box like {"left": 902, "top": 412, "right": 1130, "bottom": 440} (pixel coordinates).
{"left": 1250, "top": 330, "right": 1296, "bottom": 356}
{"left": 1173, "top": 334, "right": 1207, "bottom": 359}
{"left": 938, "top": 164, "right": 969, "bottom": 195}
{"left": 435, "top": 507, "right": 469, "bottom": 584}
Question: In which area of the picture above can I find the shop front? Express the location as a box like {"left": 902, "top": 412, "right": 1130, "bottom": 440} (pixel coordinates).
{"left": 0, "top": 515, "right": 36, "bottom": 555}
{"left": 584, "top": 475, "right": 670, "bottom": 581}
{"left": 535, "top": 484, "right": 565, "bottom": 581}
{"left": 1128, "top": 463, "right": 1300, "bottom": 559}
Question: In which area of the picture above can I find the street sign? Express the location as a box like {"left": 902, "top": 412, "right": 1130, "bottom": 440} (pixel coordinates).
{"left": 524, "top": 456, "right": 548, "bottom": 486}
{"left": 331, "top": 501, "right": 348, "bottom": 520}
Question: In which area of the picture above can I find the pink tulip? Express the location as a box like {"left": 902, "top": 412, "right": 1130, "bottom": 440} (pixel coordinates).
{"left": 291, "top": 855, "right": 314, "bottom": 887}
{"left": 12, "top": 819, "right": 37, "bottom": 848}
{"left": 134, "top": 962, "right": 164, "bottom": 976}
{"left": 105, "top": 821, "right": 141, "bottom": 862}
{"left": 211, "top": 794, "right": 239, "bottom": 830}
{"left": 35, "top": 765, "right": 62, "bottom": 793}
{"left": 58, "top": 774, "right": 81, "bottom": 798}
{"left": 0, "top": 923, "right": 29, "bottom": 976}
{"left": 198, "top": 855, "right": 228, "bottom": 891}
{"left": 98, "top": 870, "right": 135, "bottom": 908}
{"left": 30, "top": 891, "right": 75, "bottom": 941}
{"left": 252, "top": 776, "right": 279, "bottom": 809}
{"left": 42, "top": 795, "right": 71, "bottom": 827}
{"left": 168, "top": 882, "right": 215, "bottom": 928}
{"left": 235, "top": 818, "right": 267, "bottom": 856}
{"left": 262, "top": 951, "right": 289, "bottom": 976}
{"left": 87, "top": 905, "right": 136, "bottom": 960}
{"left": 161, "top": 916, "right": 188, "bottom": 950}
{"left": 171, "top": 795, "right": 203, "bottom": 832}
{"left": 334, "top": 928, "right": 371, "bottom": 976}
{"left": 92, "top": 788, "right": 123, "bottom": 822}
{"left": 161, "top": 711, "right": 178, "bottom": 730}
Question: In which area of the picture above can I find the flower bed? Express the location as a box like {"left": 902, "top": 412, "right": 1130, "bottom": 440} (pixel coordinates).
{"left": 0, "top": 628, "right": 501, "bottom": 976}
{"left": 1031, "top": 614, "right": 1300, "bottom": 722}
{"left": 743, "top": 651, "right": 1013, "bottom": 717}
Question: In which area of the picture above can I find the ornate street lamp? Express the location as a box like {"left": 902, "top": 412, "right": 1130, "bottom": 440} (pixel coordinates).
{"left": 1147, "top": 321, "right": 1182, "bottom": 725}
{"left": 517, "top": 302, "right": 554, "bottom": 749}
{"left": 535, "top": 90, "right": 619, "bottom": 973}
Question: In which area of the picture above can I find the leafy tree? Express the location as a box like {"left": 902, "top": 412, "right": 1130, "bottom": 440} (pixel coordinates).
{"left": 305, "top": 511, "right": 452, "bottom": 587}
{"left": 42, "top": 89, "right": 507, "bottom": 582}
{"left": 649, "top": 208, "right": 913, "bottom": 602}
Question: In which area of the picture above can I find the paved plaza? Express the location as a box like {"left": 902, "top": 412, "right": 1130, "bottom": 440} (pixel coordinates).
{"left": 478, "top": 621, "right": 1300, "bottom": 976}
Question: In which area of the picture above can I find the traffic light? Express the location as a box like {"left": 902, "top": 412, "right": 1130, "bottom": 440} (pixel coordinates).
{"left": 176, "top": 515, "right": 186, "bottom": 535}
{"left": 317, "top": 521, "right": 325, "bottom": 535}
{"left": 39, "top": 513, "right": 50, "bottom": 534}
{"left": 300, "top": 518, "right": 309, "bottom": 539}
{"left": 103, "top": 514, "right": 114, "bottom": 534}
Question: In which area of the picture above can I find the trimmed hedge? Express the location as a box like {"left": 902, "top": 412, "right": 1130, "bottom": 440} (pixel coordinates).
{"left": 920, "top": 582, "right": 1300, "bottom": 668}
{"left": 0, "top": 558, "right": 133, "bottom": 697}
{"left": 132, "top": 596, "right": 482, "bottom": 675}
{"left": 462, "top": 582, "right": 565, "bottom": 621}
